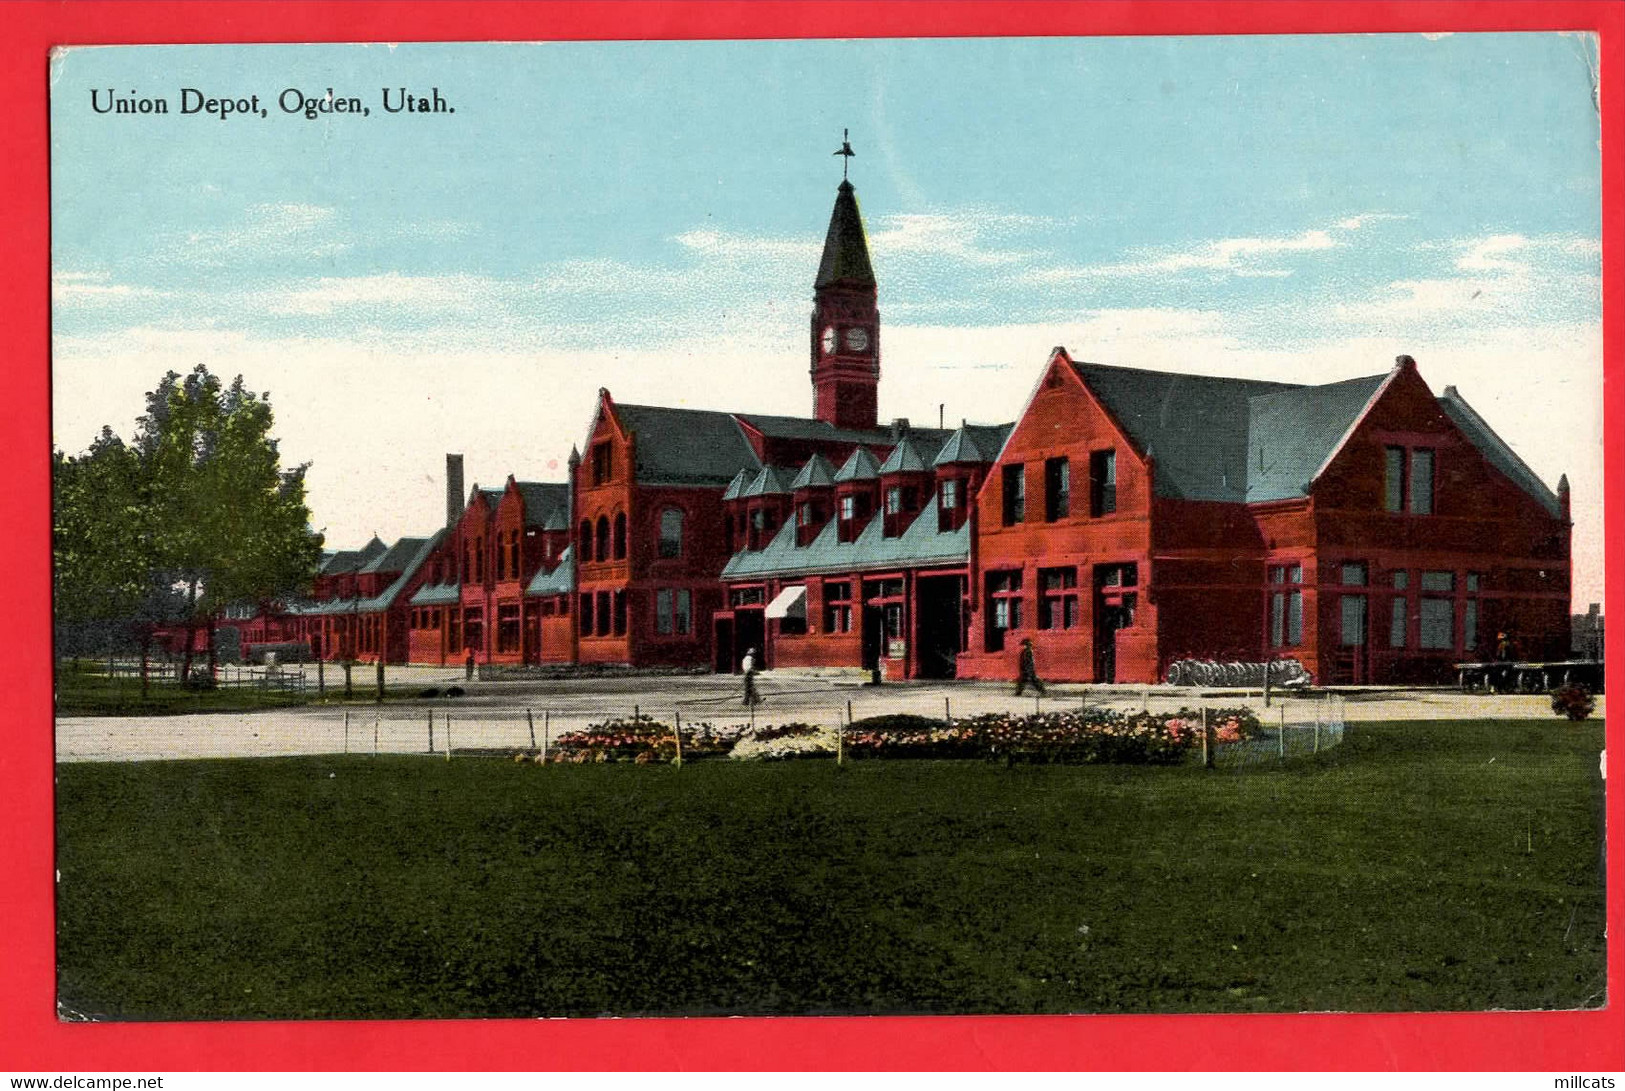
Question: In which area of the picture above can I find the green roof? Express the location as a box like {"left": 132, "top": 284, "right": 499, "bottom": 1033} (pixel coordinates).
{"left": 877, "top": 434, "right": 928, "bottom": 475}
{"left": 515, "top": 481, "right": 569, "bottom": 528}
{"left": 1438, "top": 387, "right": 1562, "bottom": 517}
{"left": 1245, "top": 374, "right": 1387, "bottom": 503}
{"left": 813, "top": 181, "right": 875, "bottom": 290}
{"left": 525, "top": 545, "right": 575, "bottom": 596}
{"left": 1073, "top": 361, "right": 1300, "bottom": 503}
{"left": 743, "top": 465, "right": 794, "bottom": 498}
{"left": 722, "top": 468, "right": 752, "bottom": 501}
{"left": 722, "top": 489, "right": 968, "bottom": 580}
{"left": 359, "top": 536, "right": 430, "bottom": 576}
{"left": 933, "top": 423, "right": 1012, "bottom": 466}
{"left": 833, "top": 446, "right": 882, "bottom": 483}
{"left": 409, "top": 581, "right": 462, "bottom": 606}
{"left": 614, "top": 403, "right": 762, "bottom": 487}
{"left": 790, "top": 453, "right": 836, "bottom": 490}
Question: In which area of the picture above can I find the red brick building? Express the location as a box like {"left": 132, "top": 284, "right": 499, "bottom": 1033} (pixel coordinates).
{"left": 261, "top": 171, "right": 1572, "bottom": 684}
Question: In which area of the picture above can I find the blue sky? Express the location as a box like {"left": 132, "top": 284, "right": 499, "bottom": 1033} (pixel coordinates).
{"left": 50, "top": 35, "right": 1604, "bottom": 602}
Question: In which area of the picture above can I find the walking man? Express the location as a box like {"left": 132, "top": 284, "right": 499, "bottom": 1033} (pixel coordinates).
{"left": 1015, "top": 637, "right": 1046, "bottom": 697}
{"left": 464, "top": 646, "right": 476, "bottom": 682}
{"left": 741, "top": 647, "right": 763, "bottom": 707}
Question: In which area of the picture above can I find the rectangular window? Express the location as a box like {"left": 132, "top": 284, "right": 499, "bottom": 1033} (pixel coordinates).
{"left": 1410, "top": 448, "right": 1435, "bottom": 515}
{"left": 1420, "top": 597, "right": 1453, "bottom": 649}
{"left": 1001, "top": 464, "right": 1025, "bottom": 526}
{"left": 1044, "top": 457, "right": 1070, "bottom": 521}
{"left": 1390, "top": 596, "right": 1408, "bottom": 648}
{"left": 1340, "top": 595, "right": 1367, "bottom": 647}
{"left": 1384, "top": 446, "right": 1405, "bottom": 513}
{"left": 592, "top": 441, "right": 613, "bottom": 485}
{"left": 1038, "top": 567, "right": 1078, "bottom": 630}
{"left": 676, "top": 589, "right": 692, "bottom": 635}
{"left": 730, "top": 587, "right": 765, "bottom": 607}
{"left": 655, "top": 589, "right": 673, "bottom": 635}
{"left": 885, "top": 486, "right": 901, "bottom": 515}
{"left": 1090, "top": 449, "right": 1117, "bottom": 516}
{"left": 1341, "top": 562, "right": 1368, "bottom": 586}
{"left": 940, "top": 478, "right": 959, "bottom": 510}
{"left": 579, "top": 593, "right": 594, "bottom": 636}
{"left": 1268, "top": 563, "right": 1304, "bottom": 648}
{"left": 497, "top": 604, "right": 521, "bottom": 653}
{"left": 986, "top": 570, "right": 1024, "bottom": 651}
{"left": 613, "top": 590, "right": 627, "bottom": 636}
{"left": 1463, "top": 599, "right": 1478, "bottom": 652}
{"left": 822, "top": 581, "right": 853, "bottom": 634}
{"left": 840, "top": 495, "right": 855, "bottom": 520}
{"left": 1420, "top": 570, "right": 1454, "bottom": 593}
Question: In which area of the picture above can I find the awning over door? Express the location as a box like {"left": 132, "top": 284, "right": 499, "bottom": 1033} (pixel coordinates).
{"left": 764, "top": 585, "right": 807, "bottom": 620}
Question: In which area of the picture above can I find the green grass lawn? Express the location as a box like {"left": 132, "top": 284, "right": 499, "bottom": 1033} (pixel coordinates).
{"left": 54, "top": 719, "right": 1606, "bottom": 1019}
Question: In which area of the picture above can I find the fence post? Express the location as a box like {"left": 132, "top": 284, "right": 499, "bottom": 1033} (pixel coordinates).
{"left": 343, "top": 710, "right": 349, "bottom": 754}
{"left": 634, "top": 704, "right": 640, "bottom": 722}
{"left": 373, "top": 712, "right": 380, "bottom": 757}
{"left": 674, "top": 709, "right": 683, "bottom": 769}
{"left": 1202, "top": 706, "right": 1213, "bottom": 769}
{"left": 543, "top": 710, "right": 550, "bottom": 762}
{"left": 945, "top": 696, "right": 951, "bottom": 722}
{"left": 1314, "top": 700, "right": 1321, "bottom": 754}
{"left": 837, "top": 705, "right": 845, "bottom": 766}
{"left": 445, "top": 714, "right": 452, "bottom": 761}
{"left": 317, "top": 658, "right": 325, "bottom": 698}
{"left": 1278, "top": 704, "right": 1286, "bottom": 760}
{"left": 847, "top": 699, "right": 853, "bottom": 730}
{"left": 427, "top": 709, "right": 434, "bottom": 754}
{"left": 527, "top": 709, "right": 537, "bottom": 750}
{"left": 1263, "top": 659, "right": 1272, "bottom": 708}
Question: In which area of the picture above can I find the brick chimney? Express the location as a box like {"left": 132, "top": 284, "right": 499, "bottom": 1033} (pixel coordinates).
{"left": 446, "top": 453, "right": 465, "bottom": 529}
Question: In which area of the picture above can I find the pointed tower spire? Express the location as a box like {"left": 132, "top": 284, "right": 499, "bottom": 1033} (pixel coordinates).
{"left": 811, "top": 132, "right": 880, "bottom": 430}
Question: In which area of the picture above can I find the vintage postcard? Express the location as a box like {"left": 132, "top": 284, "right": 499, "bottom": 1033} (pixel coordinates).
{"left": 47, "top": 30, "right": 1607, "bottom": 1037}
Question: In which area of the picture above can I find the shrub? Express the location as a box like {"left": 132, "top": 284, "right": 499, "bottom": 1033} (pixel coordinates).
{"left": 1550, "top": 684, "right": 1596, "bottom": 722}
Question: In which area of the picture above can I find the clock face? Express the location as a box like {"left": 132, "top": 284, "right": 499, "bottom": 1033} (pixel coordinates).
{"left": 845, "top": 327, "right": 870, "bottom": 352}
{"left": 821, "top": 326, "right": 837, "bottom": 353}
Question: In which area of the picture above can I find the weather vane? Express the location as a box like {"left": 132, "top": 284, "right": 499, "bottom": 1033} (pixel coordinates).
{"left": 833, "top": 128, "right": 855, "bottom": 180}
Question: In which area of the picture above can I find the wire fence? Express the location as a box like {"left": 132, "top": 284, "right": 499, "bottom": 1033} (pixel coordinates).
{"left": 73, "top": 691, "right": 1344, "bottom": 765}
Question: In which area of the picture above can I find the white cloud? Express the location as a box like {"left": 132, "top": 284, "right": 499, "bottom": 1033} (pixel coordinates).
{"left": 1025, "top": 222, "right": 1362, "bottom": 284}
{"left": 165, "top": 202, "right": 350, "bottom": 265}
{"left": 51, "top": 270, "right": 167, "bottom": 304}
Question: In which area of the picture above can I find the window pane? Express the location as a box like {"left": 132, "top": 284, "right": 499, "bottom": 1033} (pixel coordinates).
{"left": 676, "top": 589, "right": 692, "bottom": 634}
{"left": 1270, "top": 592, "right": 1285, "bottom": 647}
{"left": 1410, "top": 449, "right": 1434, "bottom": 514}
{"left": 1420, "top": 597, "right": 1453, "bottom": 649}
{"left": 1390, "top": 597, "right": 1407, "bottom": 648}
{"left": 1392, "top": 571, "right": 1409, "bottom": 589}
{"left": 1384, "top": 446, "right": 1404, "bottom": 512}
{"left": 1341, "top": 562, "right": 1368, "bottom": 586}
{"left": 1287, "top": 591, "right": 1303, "bottom": 645}
{"left": 1340, "top": 595, "right": 1367, "bottom": 646}
{"left": 655, "top": 589, "right": 673, "bottom": 634}
{"left": 1463, "top": 599, "right": 1478, "bottom": 651}
{"left": 1420, "top": 571, "right": 1454, "bottom": 592}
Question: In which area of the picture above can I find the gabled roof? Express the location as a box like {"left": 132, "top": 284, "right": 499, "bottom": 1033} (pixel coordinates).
{"left": 319, "top": 535, "right": 387, "bottom": 576}
{"left": 541, "top": 508, "right": 568, "bottom": 532}
{"left": 722, "top": 486, "right": 968, "bottom": 580}
{"left": 1246, "top": 374, "right": 1388, "bottom": 503}
{"left": 1072, "top": 361, "right": 1300, "bottom": 503}
{"left": 526, "top": 545, "right": 575, "bottom": 596}
{"left": 877, "top": 434, "right": 929, "bottom": 475}
{"left": 360, "top": 536, "right": 430, "bottom": 576}
{"left": 613, "top": 403, "right": 762, "bottom": 486}
{"left": 1438, "top": 387, "right": 1563, "bottom": 518}
{"left": 363, "top": 531, "right": 445, "bottom": 611}
{"left": 743, "top": 465, "right": 795, "bottom": 498}
{"left": 722, "top": 468, "right": 752, "bottom": 502}
{"left": 814, "top": 180, "right": 875, "bottom": 290}
{"left": 833, "top": 446, "right": 882, "bottom": 483}
{"left": 790, "top": 452, "right": 837, "bottom": 490}
{"left": 933, "top": 423, "right": 1013, "bottom": 467}
{"left": 514, "top": 481, "right": 569, "bottom": 529}
{"left": 734, "top": 412, "right": 921, "bottom": 448}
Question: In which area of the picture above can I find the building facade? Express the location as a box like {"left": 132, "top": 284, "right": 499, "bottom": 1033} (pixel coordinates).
{"left": 248, "top": 167, "right": 1572, "bottom": 685}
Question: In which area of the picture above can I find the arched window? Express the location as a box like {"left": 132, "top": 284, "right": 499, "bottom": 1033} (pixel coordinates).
{"left": 595, "top": 516, "right": 610, "bottom": 562}
{"left": 613, "top": 512, "right": 627, "bottom": 560}
{"left": 579, "top": 520, "right": 592, "bottom": 559}
{"left": 659, "top": 508, "right": 684, "bottom": 559}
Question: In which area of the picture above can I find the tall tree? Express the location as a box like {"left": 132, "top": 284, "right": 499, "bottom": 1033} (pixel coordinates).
{"left": 54, "top": 365, "right": 324, "bottom": 681}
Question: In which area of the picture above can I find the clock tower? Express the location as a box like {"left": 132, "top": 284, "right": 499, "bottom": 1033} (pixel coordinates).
{"left": 810, "top": 175, "right": 880, "bottom": 431}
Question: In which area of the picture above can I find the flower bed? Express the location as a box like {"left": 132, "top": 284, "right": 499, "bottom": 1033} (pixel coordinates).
{"left": 728, "top": 723, "right": 833, "bottom": 761}
{"left": 533, "top": 714, "right": 737, "bottom": 764}
{"left": 844, "top": 707, "right": 1262, "bottom": 765}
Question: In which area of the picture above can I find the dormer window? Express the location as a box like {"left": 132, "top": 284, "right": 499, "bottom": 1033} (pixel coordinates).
{"left": 591, "top": 441, "right": 613, "bottom": 486}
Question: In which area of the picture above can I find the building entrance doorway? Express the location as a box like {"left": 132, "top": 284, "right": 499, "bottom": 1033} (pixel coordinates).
{"left": 915, "top": 574, "right": 964, "bottom": 679}
{"left": 734, "top": 609, "right": 765, "bottom": 670}
{"left": 712, "top": 615, "right": 734, "bottom": 673}
{"left": 1094, "top": 563, "right": 1139, "bottom": 683}
{"left": 861, "top": 606, "right": 884, "bottom": 672}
